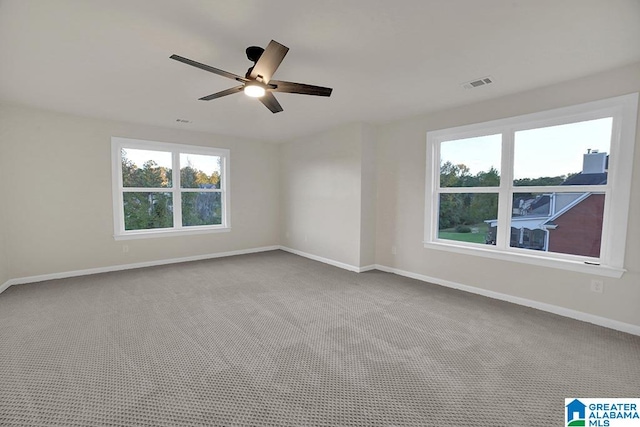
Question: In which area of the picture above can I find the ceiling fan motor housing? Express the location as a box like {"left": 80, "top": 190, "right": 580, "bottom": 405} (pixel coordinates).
{"left": 246, "top": 46, "right": 264, "bottom": 63}
{"left": 170, "top": 39, "right": 332, "bottom": 114}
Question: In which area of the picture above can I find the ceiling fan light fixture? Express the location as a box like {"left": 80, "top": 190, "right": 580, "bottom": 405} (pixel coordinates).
{"left": 170, "top": 39, "right": 332, "bottom": 113}
{"left": 244, "top": 84, "right": 265, "bottom": 98}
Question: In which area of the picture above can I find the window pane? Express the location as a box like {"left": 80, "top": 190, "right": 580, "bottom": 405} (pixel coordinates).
{"left": 180, "top": 153, "right": 222, "bottom": 189}
{"left": 182, "top": 192, "right": 222, "bottom": 226}
{"left": 510, "top": 192, "right": 604, "bottom": 257}
{"left": 514, "top": 118, "right": 612, "bottom": 186}
{"left": 440, "top": 134, "right": 501, "bottom": 187}
{"left": 121, "top": 148, "right": 172, "bottom": 188}
{"left": 438, "top": 193, "right": 498, "bottom": 245}
{"left": 123, "top": 192, "right": 173, "bottom": 230}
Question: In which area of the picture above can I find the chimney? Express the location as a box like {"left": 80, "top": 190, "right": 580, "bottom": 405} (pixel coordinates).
{"left": 582, "top": 150, "right": 607, "bottom": 174}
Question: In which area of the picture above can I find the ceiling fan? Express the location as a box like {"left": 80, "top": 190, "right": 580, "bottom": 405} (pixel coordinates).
{"left": 170, "top": 40, "right": 333, "bottom": 114}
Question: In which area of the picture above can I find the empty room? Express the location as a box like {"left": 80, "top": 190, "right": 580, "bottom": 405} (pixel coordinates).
{"left": 1, "top": 1, "right": 640, "bottom": 425}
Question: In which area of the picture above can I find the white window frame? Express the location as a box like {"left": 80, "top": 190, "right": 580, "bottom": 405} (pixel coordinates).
{"left": 111, "top": 137, "right": 231, "bottom": 240}
{"left": 424, "top": 93, "right": 638, "bottom": 278}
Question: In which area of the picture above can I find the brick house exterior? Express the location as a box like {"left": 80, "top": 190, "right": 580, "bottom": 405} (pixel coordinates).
{"left": 546, "top": 193, "right": 605, "bottom": 258}
{"left": 484, "top": 151, "right": 608, "bottom": 257}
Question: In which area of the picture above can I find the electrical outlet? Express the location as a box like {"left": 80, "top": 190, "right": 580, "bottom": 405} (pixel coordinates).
{"left": 122, "top": 245, "right": 129, "bottom": 253}
{"left": 590, "top": 279, "right": 604, "bottom": 294}
{"left": 391, "top": 246, "right": 397, "bottom": 255}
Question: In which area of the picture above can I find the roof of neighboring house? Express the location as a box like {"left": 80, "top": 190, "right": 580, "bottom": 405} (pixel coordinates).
{"left": 488, "top": 168, "right": 607, "bottom": 227}
{"left": 543, "top": 193, "right": 592, "bottom": 226}
{"left": 529, "top": 195, "right": 551, "bottom": 215}
{"left": 561, "top": 172, "right": 607, "bottom": 185}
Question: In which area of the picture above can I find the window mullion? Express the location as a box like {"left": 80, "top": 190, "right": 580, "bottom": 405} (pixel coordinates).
{"left": 112, "top": 137, "right": 231, "bottom": 238}
{"left": 430, "top": 139, "right": 441, "bottom": 242}
{"left": 437, "top": 186, "right": 500, "bottom": 194}
{"left": 496, "top": 130, "right": 514, "bottom": 249}
{"left": 121, "top": 187, "right": 169, "bottom": 192}
{"left": 116, "top": 143, "right": 125, "bottom": 235}
{"left": 221, "top": 155, "right": 228, "bottom": 228}
{"left": 512, "top": 185, "right": 608, "bottom": 193}
{"left": 172, "top": 151, "right": 182, "bottom": 229}
{"left": 423, "top": 93, "right": 637, "bottom": 274}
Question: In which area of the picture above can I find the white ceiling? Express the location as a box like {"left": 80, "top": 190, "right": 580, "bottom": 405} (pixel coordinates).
{"left": 1, "top": 0, "right": 639, "bottom": 142}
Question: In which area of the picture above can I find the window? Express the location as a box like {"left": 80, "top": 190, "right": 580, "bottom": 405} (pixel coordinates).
{"left": 424, "top": 93, "right": 638, "bottom": 277}
{"left": 111, "top": 137, "right": 230, "bottom": 239}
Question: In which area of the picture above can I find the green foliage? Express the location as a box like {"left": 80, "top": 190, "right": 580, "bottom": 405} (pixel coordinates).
{"left": 438, "top": 231, "right": 486, "bottom": 244}
{"left": 181, "top": 192, "right": 222, "bottom": 226}
{"left": 440, "top": 162, "right": 471, "bottom": 187}
{"left": 123, "top": 192, "right": 173, "bottom": 230}
{"left": 469, "top": 193, "right": 499, "bottom": 226}
{"left": 121, "top": 150, "right": 172, "bottom": 188}
{"left": 121, "top": 151, "right": 222, "bottom": 230}
{"left": 438, "top": 162, "right": 500, "bottom": 230}
{"left": 513, "top": 176, "right": 566, "bottom": 186}
{"left": 179, "top": 161, "right": 222, "bottom": 227}
{"left": 455, "top": 225, "right": 472, "bottom": 233}
{"left": 438, "top": 161, "right": 577, "bottom": 233}
{"left": 438, "top": 223, "right": 487, "bottom": 244}
{"left": 180, "top": 165, "right": 220, "bottom": 189}
{"left": 440, "top": 161, "right": 500, "bottom": 188}
{"left": 438, "top": 193, "right": 463, "bottom": 229}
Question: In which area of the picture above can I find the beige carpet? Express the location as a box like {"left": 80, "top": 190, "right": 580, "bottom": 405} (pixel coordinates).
{"left": 0, "top": 250, "right": 638, "bottom": 426}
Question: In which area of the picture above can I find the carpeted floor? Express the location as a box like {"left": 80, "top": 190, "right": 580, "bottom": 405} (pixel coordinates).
{"left": 0, "top": 250, "right": 638, "bottom": 426}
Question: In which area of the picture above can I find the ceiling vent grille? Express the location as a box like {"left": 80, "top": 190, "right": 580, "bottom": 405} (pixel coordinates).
{"left": 462, "top": 76, "right": 494, "bottom": 89}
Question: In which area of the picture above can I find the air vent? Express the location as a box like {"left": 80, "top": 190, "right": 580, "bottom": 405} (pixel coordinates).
{"left": 462, "top": 76, "right": 494, "bottom": 89}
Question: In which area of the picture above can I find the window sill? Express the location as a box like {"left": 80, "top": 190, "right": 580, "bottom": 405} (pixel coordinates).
{"left": 114, "top": 227, "right": 231, "bottom": 240}
{"left": 423, "top": 241, "right": 625, "bottom": 278}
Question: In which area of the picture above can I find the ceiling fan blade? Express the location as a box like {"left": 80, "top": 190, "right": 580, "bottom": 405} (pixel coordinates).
{"left": 259, "top": 92, "right": 283, "bottom": 113}
{"left": 170, "top": 54, "right": 246, "bottom": 82}
{"left": 199, "top": 85, "right": 244, "bottom": 101}
{"left": 249, "top": 40, "right": 289, "bottom": 84}
{"left": 270, "top": 80, "right": 333, "bottom": 97}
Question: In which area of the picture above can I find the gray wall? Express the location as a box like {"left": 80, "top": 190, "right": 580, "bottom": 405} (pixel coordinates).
{"left": 278, "top": 122, "right": 376, "bottom": 269}
{"left": 2, "top": 63, "right": 639, "bottom": 330}
{"left": 279, "top": 123, "right": 364, "bottom": 267}
{"left": 375, "top": 62, "right": 640, "bottom": 327}
{"left": 0, "top": 132, "right": 7, "bottom": 285}
{"left": 0, "top": 103, "right": 280, "bottom": 279}
{"left": 359, "top": 124, "right": 377, "bottom": 268}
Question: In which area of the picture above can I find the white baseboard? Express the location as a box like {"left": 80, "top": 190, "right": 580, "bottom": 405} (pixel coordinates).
{"left": 0, "top": 280, "right": 11, "bottom": 294}
{"left": 358, "top": 264, "right": 377, "bottom": 272}
{"left": 250, "top": 248, "right": 640, "bottom": 336}
{"left": 278, "top": 246, "right": 377, "bottom": 273}
{"left": 0, "top": 245, "right": 280, "bottom": 292}
{"left": 2, "top": 245, "right": 637, "bottom": 336}
{"left": 373, "top": 264, "right": 640, "bottom": 337}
